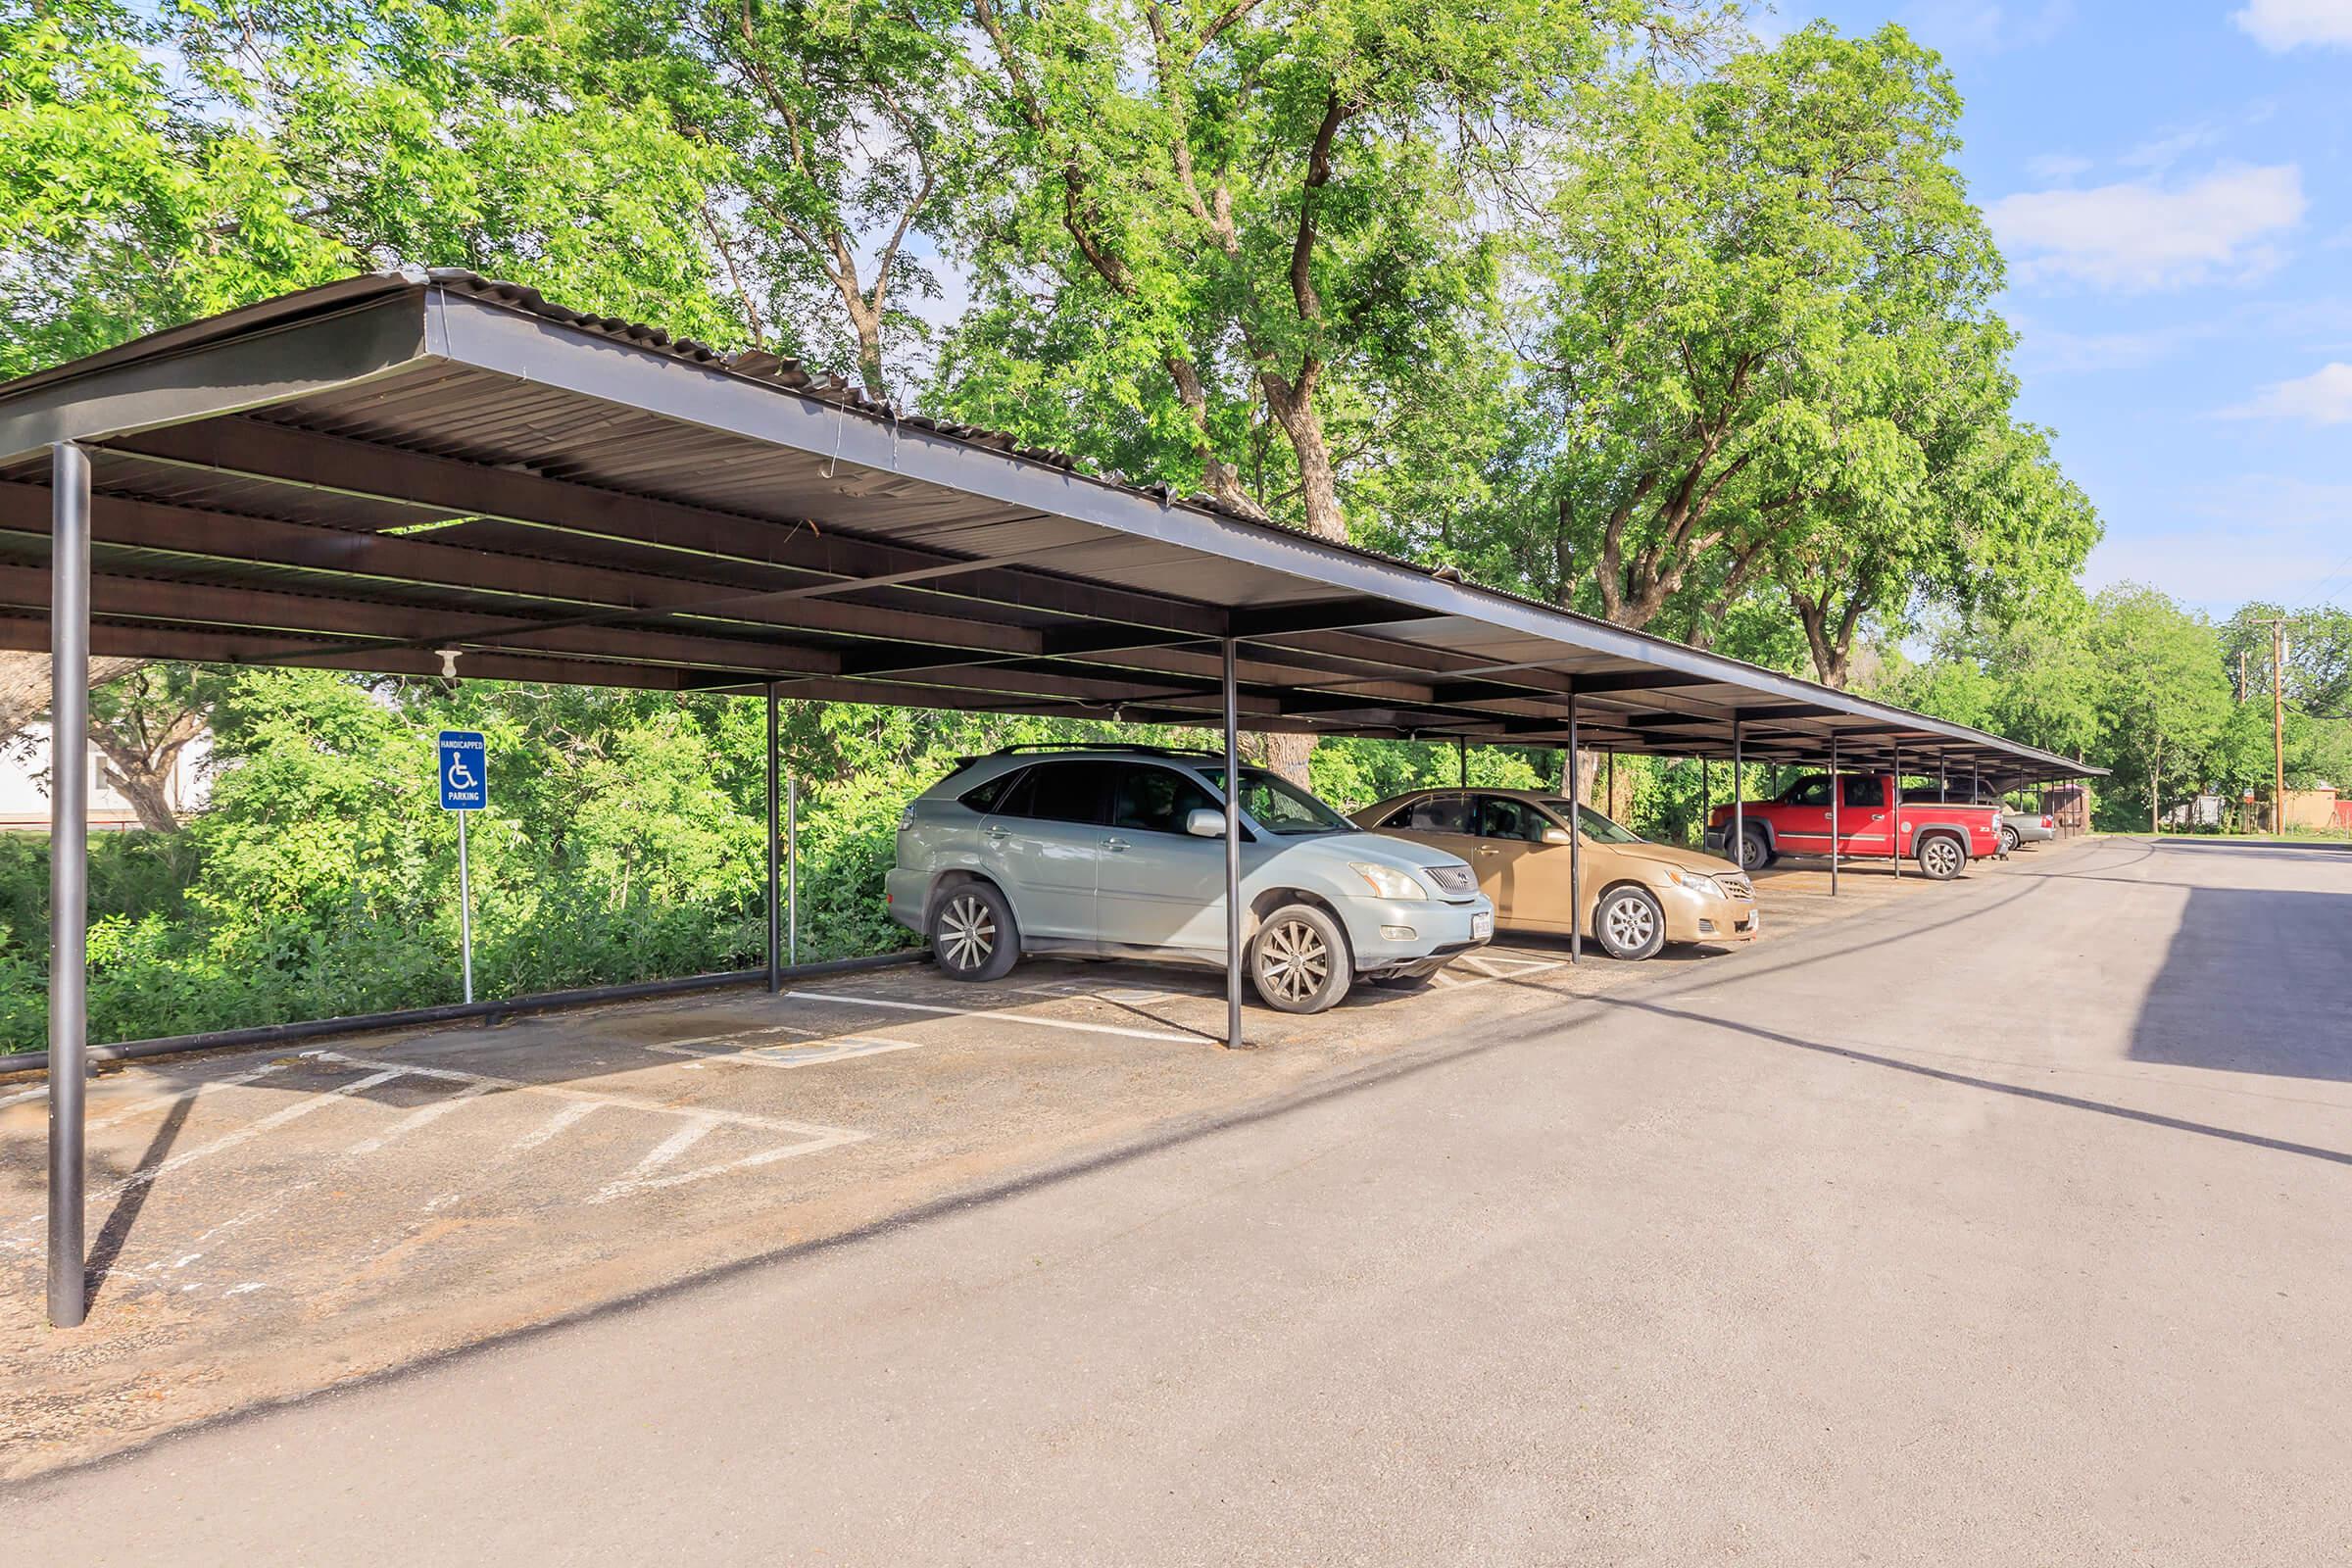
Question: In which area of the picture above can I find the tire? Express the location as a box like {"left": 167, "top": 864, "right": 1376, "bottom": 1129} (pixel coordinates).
{"left": 1249, "top": 903, "right": 1353, "bottom": 1014}
{"left": 929, "top": 881, "right": 1020, "bottom": 982}
{"left": 1998, "top": 824, "right": 2020, "bottom": 856}
{"left": 1737, "top": 824, "right": 1775, "bottom": 871}
{"left": 1593, "top": 884, "right": 1669, "bottom": 961}
{"left": 1916, "top": 833, "right": 1967, "bottom": 881}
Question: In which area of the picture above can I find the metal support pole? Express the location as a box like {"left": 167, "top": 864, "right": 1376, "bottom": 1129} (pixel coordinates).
{"left": 1891, "top": 737, "right": 1902, "bottom": 879}
{"left": 1568, "top": 695, "right": 1582, "bottom": 964}
{"left": 765, "top": 684, "right": 781, "bottom": 993}
{"left": 456, "top": 808, "right": 474, "bottom": 1003}
{"left": 48, "top": 440, "right": 90, "bottom": 1329}
{"left": 1733, "top": 718, "right": 1744, "bottom": 873}
{"left": 786, "top": 776, "right": 799, "bottom": 968}
{"left": 1456, "top": 735, "right": 1467, "bottom": 786}
{"left": 1605, "top": 750, "right": 1615, "bottom": 820}
{"left": 1829, "top": 734, "right": 1841, "bottom": 898}
{"left": 1699, "top": 757, "right": 1709, "bottom": 848}
{"left": 1222, "top": 638, "right": 1243, "bottom": 1048}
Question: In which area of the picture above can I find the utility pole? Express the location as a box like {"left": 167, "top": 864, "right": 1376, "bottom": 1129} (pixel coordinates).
{"left": 2273, "top": 618, "right": 2287, "bottom": 835}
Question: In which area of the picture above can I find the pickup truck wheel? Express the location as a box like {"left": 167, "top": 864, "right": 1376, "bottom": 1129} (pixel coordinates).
{"left": 1738, "top": 825, "right": 1775, "bottom": 871}
{"left": 1594, "top": 885, "right": 1668, "bottom": 960}
{"left": 1998, "top": 823, "right": 2020, "bottom": 855}
{"left": 1916, "top": 834, "right": 1967, "bottom": 881}
{"left": 930, "top": 882, "right": 1021, "bottom": 982}
{"left": 1250, "top": 904, "right": 1352, "bottom": 1014}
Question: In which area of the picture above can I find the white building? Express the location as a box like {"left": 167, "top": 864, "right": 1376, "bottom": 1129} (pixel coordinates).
{"left": 0, "top": 723, "right": 212, "bottom": 831}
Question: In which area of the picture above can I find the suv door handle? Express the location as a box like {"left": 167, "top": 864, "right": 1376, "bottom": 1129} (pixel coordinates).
{"left": 1477, "top": 846, "right": 1501, "bottom": 855}
{"left": 983, "top": 825, "right": 1008, "bottom": 842}
{"left": 1102, "top": 836, "right": 1130, "bottom": 853}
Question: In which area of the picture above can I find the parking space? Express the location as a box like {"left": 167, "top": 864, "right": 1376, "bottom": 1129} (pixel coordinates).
{"left": 0, "top": 844, "right": 2047, "bottom": 1478}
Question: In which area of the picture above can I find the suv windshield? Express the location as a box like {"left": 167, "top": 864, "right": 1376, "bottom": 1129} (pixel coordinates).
{"left": 1199, "top": 767, "right": 1353, "bottom": 836}
{"left": 1540, "top": 801, "right": 1645, "bottom": 845}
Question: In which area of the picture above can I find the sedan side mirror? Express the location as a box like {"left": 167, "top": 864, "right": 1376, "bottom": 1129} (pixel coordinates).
{"left": 1541, "top": 825, "right": 1572, "bottom": 846}
{"left": 1185, "top": 807, "right": 1228, "bottom": 838}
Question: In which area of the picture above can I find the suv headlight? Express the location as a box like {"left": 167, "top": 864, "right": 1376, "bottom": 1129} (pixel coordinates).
{"left": 1348, "top": 861, "right": 1430, "bottom": 901}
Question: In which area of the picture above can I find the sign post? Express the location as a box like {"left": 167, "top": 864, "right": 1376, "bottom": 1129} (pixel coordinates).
{"left": 437, "top": 730, "right": 486, "bottom": 1004}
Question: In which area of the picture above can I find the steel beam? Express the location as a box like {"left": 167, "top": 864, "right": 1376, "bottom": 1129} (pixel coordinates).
{"left": 1567, "top": 696, "right": 1583, "bottom": 963}
{"left": 765, "top": 684, "right": 781, "bottom": 994}
{"left": 1222, "top": 639, "right": 1243, "bottom": 1050}
{"left": 47, "top": 442, "right": 89, "bottom": 1328}
{"left": 109, "top": 417, "right": 1225, "bottom": 636}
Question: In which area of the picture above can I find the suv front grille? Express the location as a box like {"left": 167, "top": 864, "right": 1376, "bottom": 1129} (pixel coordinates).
{"left": 1422, "top": 863, "right": 1476, "bottom": 895}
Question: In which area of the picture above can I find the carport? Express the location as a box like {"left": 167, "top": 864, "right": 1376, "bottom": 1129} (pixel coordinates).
{"left": 0, "top": 270, "right": 2096, "bottom": 1324}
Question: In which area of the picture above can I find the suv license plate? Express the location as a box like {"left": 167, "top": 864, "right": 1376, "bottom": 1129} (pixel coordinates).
{"left": 1472, "top": 911, "right": 1494, "bottom": 942}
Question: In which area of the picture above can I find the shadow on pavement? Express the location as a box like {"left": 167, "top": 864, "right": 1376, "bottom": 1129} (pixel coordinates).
{"left": 2130, "top": 887, "right": 2352, "bottom": 1083}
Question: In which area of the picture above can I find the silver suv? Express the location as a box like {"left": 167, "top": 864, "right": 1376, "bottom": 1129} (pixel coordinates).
{"left": 886, "top": 746, "right": 1494, "bottom": 1013}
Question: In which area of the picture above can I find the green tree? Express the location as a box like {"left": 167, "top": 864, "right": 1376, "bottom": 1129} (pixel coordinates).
{"left": 1512, "top": 23, "right": 2096, "bottom": 685}
{"left": 2083, "top": 586, "right": 2231, "bottom": 833}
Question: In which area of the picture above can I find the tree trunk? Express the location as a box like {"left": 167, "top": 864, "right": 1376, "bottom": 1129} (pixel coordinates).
{"left": 98, "top": 759, "right": 182, "bottom": 834}
{"left": 2150, "top": 755, "right": 2160, "bottom": 836}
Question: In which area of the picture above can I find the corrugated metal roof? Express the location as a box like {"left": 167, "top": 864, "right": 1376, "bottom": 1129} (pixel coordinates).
{"left": 0, "top": 270, "right": 2103, "bottom": 781}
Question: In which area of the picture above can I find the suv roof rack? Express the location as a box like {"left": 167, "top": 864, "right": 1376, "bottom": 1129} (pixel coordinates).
{"left": 952, "top": 741, "right": 1229, "bottom": 768}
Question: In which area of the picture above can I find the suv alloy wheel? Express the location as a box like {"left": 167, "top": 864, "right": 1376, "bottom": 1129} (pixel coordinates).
{"left": 931, "top": 882, "right": 1021, "bottom": 981}
{"left": 1250, "top": 903, "right": 1353, "bottom": 1013}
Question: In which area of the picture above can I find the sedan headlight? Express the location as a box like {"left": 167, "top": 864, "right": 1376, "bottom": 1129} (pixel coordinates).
{"left": 1348, "top": 861, "right": 1430, "bottom": 901}
{"left": 1665, "top": 867, "right": 1725, "bottom": 899}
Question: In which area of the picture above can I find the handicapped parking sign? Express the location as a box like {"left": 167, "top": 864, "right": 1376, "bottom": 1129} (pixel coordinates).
{"left": 437, "top": 730, "right": 486, "bottom": 810}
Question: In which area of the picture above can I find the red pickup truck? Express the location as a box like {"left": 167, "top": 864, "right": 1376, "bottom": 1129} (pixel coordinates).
{"left": 1703, "top": 773, "right": 2003, "bottom": 881}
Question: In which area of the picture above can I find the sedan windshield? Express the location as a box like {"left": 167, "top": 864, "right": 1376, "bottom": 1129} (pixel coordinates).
{"left": 1200, "top": 767, "right": 1353, "bottom": 836}
{"left": 1541, "top": 801, "right": 1645, "bottom": 845}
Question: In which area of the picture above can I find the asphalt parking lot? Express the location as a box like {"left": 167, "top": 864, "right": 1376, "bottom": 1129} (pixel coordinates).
{"left": 0, "top": 840, "right": 2029, "bottom": 1478}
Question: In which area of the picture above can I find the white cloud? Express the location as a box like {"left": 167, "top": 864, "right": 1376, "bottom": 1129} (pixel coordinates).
{"left": 1986, "top": 164, "right": 2305, "bottom": 290}
{"left": 2025, "top": 152, "right": 2093, "bottom": 181}
{"left": 1897, "top": 0, "right": 2074, "bottom": 54}
{"left": 2224, "top": 363, "right": 2352, "bottom": 423}
{"left": 2233, "top": 0, "right": 2352, "bottom": 51}
{"left": 2086, "top": 476, "right": 2352, "bottom": 611}
{"left": 2015, "top": 323, "right": 2200, "bottom": 373}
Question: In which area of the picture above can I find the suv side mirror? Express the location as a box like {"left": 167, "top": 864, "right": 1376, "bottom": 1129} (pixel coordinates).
{"left": 1185, "top": 807, "right": 1227, "bottom": 838}
{"left": 1540, "top": 825, "right": 1572, "bottom": 846}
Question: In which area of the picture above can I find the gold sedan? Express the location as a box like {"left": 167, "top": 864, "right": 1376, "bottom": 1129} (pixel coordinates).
{"left": 1353, "top": 788, "right": 1760, "bottom": 960}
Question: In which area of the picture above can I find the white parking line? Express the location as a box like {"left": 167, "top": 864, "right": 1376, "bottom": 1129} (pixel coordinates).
{"left": 652, "top": 1034, "right": 933, "bottom": 1070}
{"left": 512, "top": 1099, "right": 604, "bottom": 1152}
{"left": 782, "top": 989, "right": 1205, "bottom": 1044}
{"left": 82, "top": 1061, "right": 295, "bottom": 1134}
{"left": 1, "top": 1066, "right": 408, "bottom": 1244}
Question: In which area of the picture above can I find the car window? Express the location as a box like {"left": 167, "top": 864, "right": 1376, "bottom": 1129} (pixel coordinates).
{"left": 1400, "top": 794, "right": 1472, "bottom": 834}
{"left": 1842, "top": 775, "right": 1885, "bottom": 808}
{"left": 1108, "top": 762, "right": 1218, "bottom": 835}
{"left": 1199, "top": 767, "right": 1352, "bottom": 836}
{"left": 1000, "top": 760, "right": 1108, "bottom": 825}
{"left": 1476, "top": 796, "right": 1545, "bottom": 843}
{"left": 958, "top": 768, "right": 1022, "bottom": 812}
{"left": 1783, "top": 777, "right": 1833, "bottom": 808}
{"left": 1539, "top": 801, "right": 1645, "bottom": 845}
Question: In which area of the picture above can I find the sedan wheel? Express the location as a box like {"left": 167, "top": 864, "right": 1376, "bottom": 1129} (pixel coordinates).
{"left": 1594, "top": 885, "right": 1668, "bottom": 960}
{"left": 1998, "top": 824, "right": 2020, "bottom": 855}
{"left": 1250, "top": 903, "right": 1352, "bottom": 1014}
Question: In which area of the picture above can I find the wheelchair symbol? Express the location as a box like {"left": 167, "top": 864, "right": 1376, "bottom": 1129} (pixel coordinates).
{"left": 446, "top": 755, "right": 478, "bottom": 792}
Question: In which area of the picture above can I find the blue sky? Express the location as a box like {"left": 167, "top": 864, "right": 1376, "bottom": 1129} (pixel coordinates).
{"left": 1770, "top": 0, "right": 2352, "bottom": 614}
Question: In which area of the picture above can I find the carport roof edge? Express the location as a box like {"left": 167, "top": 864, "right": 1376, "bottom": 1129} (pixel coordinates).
{"left": 0, "top": 270, "right": 2102, "bottom": 782}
